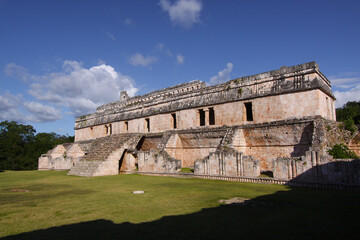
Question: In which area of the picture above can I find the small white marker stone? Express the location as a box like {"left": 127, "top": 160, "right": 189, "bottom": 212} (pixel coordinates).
{"left": 133, "top": 191, "right": 144, "bottom": 194}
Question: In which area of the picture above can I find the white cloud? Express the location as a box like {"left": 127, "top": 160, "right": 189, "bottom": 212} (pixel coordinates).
{"left": 330, "top": 76, "right": 360, "bottom": 108}
{"left": 28, "top": 61, "right": 138, "bottom": 116}
{"left": 0, "top": 92, "right": 24, "bottom": 122}
{"left": 129, "top": 53, "right": 157, "bottom": 67}
{"left": 209, "top": 63, "right": 234, "bottom": 85}
{"left": 176, "top": 54, "right": 185, "bottom": 64}
{"left": 334, "top": 87, "right": 360, "bottom": 108}
{"left": 159, "top": 0, "right": 202, "bottom": 28}
{"left": 106, "top": 32, "right": 116, "bottom": 41}
{"left": 24, "top": 101, "right": 63, "bottom": 122}
{"left": 330, "top": 77, "right": 360, "bottom": 90}
{"left": 0, "top": 92, "right": 62, "bottom": 123}
{"left": 4, "top": 63, "right": 30, "bottom": 82}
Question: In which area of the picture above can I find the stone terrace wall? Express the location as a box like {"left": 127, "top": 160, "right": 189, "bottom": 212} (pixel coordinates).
{"left": 138, "top": 150, "right": 181, "bottom": 173}
{"left": 231, "top": 118, "right": 315, "bottom": 171}
{"left": 194, "top": 151, "right": 260, "bottom": 177}
{"left": 164, "top": 128, "right": 227, "bottom": 167}
{"left": 38, "top": 142, "right": 89, "bottom": 170}
{"left": 273, "top": 150, "right": 360, "bottom": 185}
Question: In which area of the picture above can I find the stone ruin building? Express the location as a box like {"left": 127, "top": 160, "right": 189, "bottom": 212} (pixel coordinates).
{"left": 39, "top": 62, "right": 360, "bottom": 185}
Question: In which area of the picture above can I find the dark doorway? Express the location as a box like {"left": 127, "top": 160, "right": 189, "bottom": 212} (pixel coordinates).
{"left": 244, "top": 102, "right": 253, "bottom": 121}
{"left": 145, "top": 118, "right": 150, "bottom": 132}
{"left": 209, "top": 108, "right": 215, "bottom": 125}
{"left": 171, "top": 113, "right": 177, "bottom": 129}
{"left": 199, "top": 109, "right": 205, "bottom": 126}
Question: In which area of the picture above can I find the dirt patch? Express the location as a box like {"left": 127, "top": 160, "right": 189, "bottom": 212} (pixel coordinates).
{"left": 10, "top": 189, "right": 30, "bottom": 192}
{"left": 219, "top": 197, "right": 275, "bottom": 207}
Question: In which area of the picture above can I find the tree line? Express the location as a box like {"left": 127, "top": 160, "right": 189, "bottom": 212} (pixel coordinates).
{"left": 0, "top": 121, "right": 74, "bottom": 170}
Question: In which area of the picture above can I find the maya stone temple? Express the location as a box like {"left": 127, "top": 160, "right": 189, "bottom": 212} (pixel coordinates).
{"left": 38, "top": 62, "right": 360, "bottom": 185}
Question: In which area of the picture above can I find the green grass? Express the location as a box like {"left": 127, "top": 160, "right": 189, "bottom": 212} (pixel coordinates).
{"left": 1, "top": 170, "right": 360, "bottom": 239}
{"left": 180, "top": 167, "right": 194, "bottom": 173}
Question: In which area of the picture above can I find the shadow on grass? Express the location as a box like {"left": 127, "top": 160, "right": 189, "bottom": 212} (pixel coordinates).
{"left": 3, "top": 187, "right": 360, "bottom": 240}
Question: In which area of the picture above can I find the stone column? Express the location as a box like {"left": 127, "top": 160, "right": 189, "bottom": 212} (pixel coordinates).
{"left": 196, "top": 110, "right": 200, "bottom": 126}
{"left": 204, "top": 109, "right": 210, "bottom": 126}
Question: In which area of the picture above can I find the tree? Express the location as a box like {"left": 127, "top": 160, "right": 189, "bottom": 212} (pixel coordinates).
{"left": 336, "top": 101, "right": 360, "bottom": 133}
{"left": 328, "top": 144, "right": 359, "bottom": 159}
{"left": 336, "top": 101, "right": 360, "bottom": 125}
{"left": 0, "top": 121, "right": 36, "bottom": 170}
{"left": 0, "top": 121, "right": 74, "bottom": 170}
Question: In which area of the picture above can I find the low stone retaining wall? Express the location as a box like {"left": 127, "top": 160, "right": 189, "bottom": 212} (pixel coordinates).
{"left": 119, "top": 171, "right": 360, "bottom": 191}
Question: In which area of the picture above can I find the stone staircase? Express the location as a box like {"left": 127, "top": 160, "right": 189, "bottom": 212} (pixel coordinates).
{"left": 218, "top": 127, "right": 237, "bottom": 150}
{"left": 68, "top": 133, "right": 141, "bottom": 176}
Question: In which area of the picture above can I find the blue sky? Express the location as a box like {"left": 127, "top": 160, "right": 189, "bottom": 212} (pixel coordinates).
{"left": 0, "top": 0, "right": 359, "bottom": 136}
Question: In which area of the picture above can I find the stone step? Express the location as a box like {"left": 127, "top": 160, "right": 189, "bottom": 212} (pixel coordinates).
{"left": 68, "top": 133, "right": 141, "bottom": 177}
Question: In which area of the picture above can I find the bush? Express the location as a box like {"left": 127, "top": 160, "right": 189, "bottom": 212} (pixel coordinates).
{"left": 328, "top": 144, "right": 359, "bottom": 159}
{"left": 344, "top": 118, "right": 357, "bottom": 134}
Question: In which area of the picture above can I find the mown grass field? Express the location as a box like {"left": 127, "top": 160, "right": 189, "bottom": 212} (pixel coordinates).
{"left": 1, "top": 170, "right": 359, "bottom": 239}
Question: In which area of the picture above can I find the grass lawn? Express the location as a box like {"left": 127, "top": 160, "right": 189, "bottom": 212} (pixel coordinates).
{"left": 0, "top": 170, "right": 359, "bottom": 239}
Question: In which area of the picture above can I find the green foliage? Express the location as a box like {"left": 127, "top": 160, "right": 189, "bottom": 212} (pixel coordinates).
{"left": 328, "top": 143, "right": 359, "bottom": 159}
{"left": 0, "top": 121, "right": 74, "bottom": 170}
{"left": 343, "top": 118, "right": 357, "bottom": 133}
{"left": 336, "top": 101, "right": 360, "bottom": 125}
{"left": 326, "top": 125, "right": 332, "bottom": 132}
{"left": 180, "top": 167, "right": 194, "bottom": 173}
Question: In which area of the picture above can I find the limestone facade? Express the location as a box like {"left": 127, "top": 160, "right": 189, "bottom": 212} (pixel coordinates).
{"left": 74, "top": 62, "right": 335, "bottom": 141}
{"left": 39, "top": 62, "right": 360, "bottom": 185}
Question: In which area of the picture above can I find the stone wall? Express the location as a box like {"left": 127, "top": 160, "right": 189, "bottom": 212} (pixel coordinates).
{"left": 38, "top": 143, "right": 87, "bottom": 170}
{"left": 273, "top": 149, "right": 360, "bottom": 185}
{"left": 74, "top": 62, "right": 335, "bottom": 142}
{"left": 231, "top": 119, "right": 314, "bottom": 171}
{"left": 164, "top": 129, "right": 226, "bottom": 167}
{"left": 75, "top": 89, "right": 335, "bottom": 142}
{"left": 194, "top": 150, "right": 260, "bottom": 177}
{"left": 137, "top": 150, "right": 181, "bottom": 173}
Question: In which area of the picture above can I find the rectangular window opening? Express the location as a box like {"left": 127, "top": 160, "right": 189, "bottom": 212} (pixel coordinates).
{"left": 125, "top": 121, "right": 128, "bottom": 131}
{"left": 199, "top": 109, "right": 205, "bottom": 126}
{"left": 209, "top": 108, "right": 215, "bottom": 125}
{"left": 109, "top": 124, "right": 112, "bottom": 135}
{"left": 145, "top": 118, "right": 150, "bottom": 132}
{"left": 244, "top": 102, "right": 253, "bottom": 121}
{"left": 171, "top": 113, "right": 177, "bottom": 129}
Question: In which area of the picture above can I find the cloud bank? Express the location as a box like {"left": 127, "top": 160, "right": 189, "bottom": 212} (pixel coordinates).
{"left": 0, "top": 92, "right": 62, "bottom": 123}
{"left": 1, "top": 61, "right": 138, "bottom": 124}
{"left": 29, "top": 61, "right": 138, "bottom": 116}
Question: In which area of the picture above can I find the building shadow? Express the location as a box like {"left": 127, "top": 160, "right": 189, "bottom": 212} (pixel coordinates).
{"left": 291, "top": 123, "right": 313, "bottom": 158}
{"left": 289, "top": 159, "right": 360, "bottom": 187}
{"left": 3, "top": 176, "right": 360, "bottom": 240}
